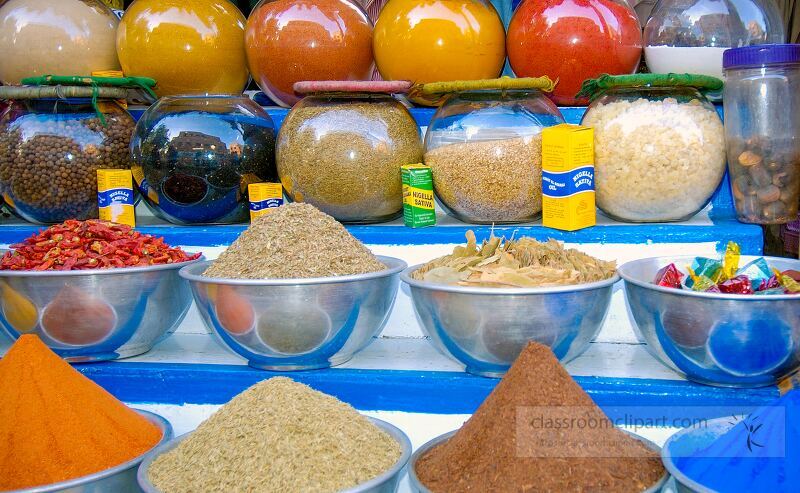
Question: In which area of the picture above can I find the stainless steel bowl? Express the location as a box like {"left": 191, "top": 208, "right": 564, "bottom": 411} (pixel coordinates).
{"left": 138, "top": 416, "right": 412, "bottom": 493}
{"left": 0, "top": 258, "right": 201, "bottom": 361}
{"left": 400, "top": 266, "right": 618, "bottom": 377}
{"left": 179, "top": 256, "right": 406, "bottom": 370}
{"left": 10, "top": 410, "right": 172, "bottom": 493}
{"left": 408, "top": 428, "right": 669, "bottom": 493}
{"left": 619, "top": 255, "right": 800, "bottom": 388}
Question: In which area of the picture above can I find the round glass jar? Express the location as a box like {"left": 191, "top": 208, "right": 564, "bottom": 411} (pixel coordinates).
{"left": 117, "top": 0, "right": 249, "bottom": 98}
{"left": 0, "top": 97, "right": 135, "bottom": 224}
{"left": 507, "top": 0, "right": 642, "bottom": 106}
{"left": 644, "top": 0, "right": 785, "bottom": 80}
{"left": 0, "top": 0, "right": 120, "bottom": 85}
{"left": 424, "top": 84, "right": 565, "bottom": 223}
{"left": 131, "top": 96, "right": 277, "bottom": 225}
{"left": 277, "top": 81, "right": 422, "bottom": 223}
{"left": 245, "top": 0, "right": 374, "bottom": 108}
{"left": 581, "top": 85, "right": 726, "bottom": 222}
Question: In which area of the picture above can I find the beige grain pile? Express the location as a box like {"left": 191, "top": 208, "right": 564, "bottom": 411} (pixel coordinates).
{"left": 203, "top": 203, "right": 385, "bottom": 279}
{"left": 147, "top": 377, "right": 402, "bottom": 493}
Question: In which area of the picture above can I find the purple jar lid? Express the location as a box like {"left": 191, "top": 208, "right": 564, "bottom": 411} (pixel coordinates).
{"left": 723, "top": 44, "right": 800, "bottom": 69}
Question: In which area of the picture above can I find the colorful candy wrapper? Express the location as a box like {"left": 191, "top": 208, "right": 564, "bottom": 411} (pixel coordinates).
{"left": 685, "top": 258, "right": 723, "bottom": 289}
{"left": 783, "top": 270, "right": 800, "bottom": 283}
{"left": 736, "top": 257, "right": 772, "bottom": 291}
{"left": 721, "top": 241, "right": 740, "bottom": 280}
{"left": 759, "top": 275, "right": 781, "bottom": 291}
{"left": 755, "top": 288, "right": 786, "bottom": 295}
{"left": 654, "top": 263, "right": 683, "bottom": 288}
{"left": 774, "top": 269, "right": 800, "bottom": 294}
{"left": 705, "top": 285, "right": 722, "bottom": 293}
{"left": 686, "top": 266, "right": 717, "bottom": 292}
{"left": 718, "top": 275, "right": 754, "bottom": 294}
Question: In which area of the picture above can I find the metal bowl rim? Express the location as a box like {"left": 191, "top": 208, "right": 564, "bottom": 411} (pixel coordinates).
{"left": 0, "top": 255, "right": 203, "bottom": 278}
{"left": 401, "top": 264, "right": 619, "bottom": 295}
{"left": 9, "top": 409, "right": 173, "bottom": 493}
{"left": 137, "top": 416, "right": 412, "bottom": 493}
{"left": 619, "top": 255, "right": 800, "bottom": 301}
{"left": 408, "top": 428, "right": 668, "bottom": 493}
{"left": 660, "top": 416, "right": 733, "bottom": 493}
{"left": 179, "top": 255, "right": 407, "bottom": 286}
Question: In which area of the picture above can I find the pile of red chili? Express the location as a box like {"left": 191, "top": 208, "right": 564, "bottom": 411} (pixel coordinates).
{"left": 0, "top": 220, "right": 200, "bottom": 271}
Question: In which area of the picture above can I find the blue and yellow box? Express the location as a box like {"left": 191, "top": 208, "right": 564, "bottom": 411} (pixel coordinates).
{"left": 248, "top": 183, "right": 284, "bottom": 221}
{"left": 541, "top": 124, "right": 595, "bottom": 231}
{"left": 97, "top": 169, "right": 135, "bottom": 226}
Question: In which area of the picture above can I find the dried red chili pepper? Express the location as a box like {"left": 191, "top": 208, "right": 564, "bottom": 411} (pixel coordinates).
{"left": 0, "top": 220, "right": 201, "bottom": 271}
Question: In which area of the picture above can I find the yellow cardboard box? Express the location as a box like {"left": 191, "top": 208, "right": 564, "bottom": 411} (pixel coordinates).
{"left": 541, "top": 124, "right": 595, "bottom": 231}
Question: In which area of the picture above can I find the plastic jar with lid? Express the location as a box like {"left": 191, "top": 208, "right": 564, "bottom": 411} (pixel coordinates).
{"left": 0, "top": 86, "right": 136, "bottom": 224}
{"left": 131, "top": 95, "right": 277, "bottom": 225}
{"left": 723, "top": 44, "right": 800, "bottom": 224}
{"left": 644, "top": 0, "right": 785, "bottom": 80}
{"left": 422, "top": 77, "right": 564, "bottom": 224}
{"left": 580, "top": 74, "right": 727, "bottom": 222}
{"left": 277, "top": 80, "right": 423, "bottom": 223}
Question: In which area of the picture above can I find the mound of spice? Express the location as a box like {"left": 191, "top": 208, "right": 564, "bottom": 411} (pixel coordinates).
{"left": 412, "top": 231, "right": 616, "bottom": 287}
{"left": 147, "top": 377, "right": 401, "bottom": 493}
{"left": 415, "top": 342, "right": 665, "bottom": 492}
{"left": 0, "top": 219, "right": 200, "bottom": 271}
{"left": 203, "top": 203, "right": 385, "bottom": 279}
{"left": 0, "top": 335, "right": 163, "bottom": 490}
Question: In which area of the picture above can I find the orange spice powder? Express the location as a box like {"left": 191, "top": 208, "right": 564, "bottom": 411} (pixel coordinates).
{"left": 0, "top": 335, "right": 163, "bottom": 490}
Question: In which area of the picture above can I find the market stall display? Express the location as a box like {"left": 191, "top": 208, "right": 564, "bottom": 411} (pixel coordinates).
{"left": 0, "top": 0, "right": 120, "bottom": 85}
{"left": 0, "top": 335, "right": 171, "bottom": 491}
{"left": 644, "top": 0, "right": 785, "bottom": 80}
{"left": 139, "top": 377, "right": 411, "bottom": 493}
{"left": 580, "top": 74, "right": 726, "bottom": 222}
{"left": 723, "top": 44, "right": 800, "bottom": 224}
{"left": 277, "top": 81, "right": 421, "bottom": 223}
{"left": 373, "top": 0, "right": 505, "bottom": 93}
{"left": 131, "top": 95, "right": 276, "bottom": 225}
{"left": 422, "top": 77, "right": 563, "bottom": 223}
{"left": 116, "top": 0, "right": 249, "bottom": 97}
{"left": 245, "top": 0, "right": 374, "bottom": 108}
{"left": 507, "top": 0, "right": 642, "bottom": 106}
{"left": 0, "top": 86, "right": 136, "bottom": 224}
{"left": 401, "top": 232, "right": 617, "bottom": 376}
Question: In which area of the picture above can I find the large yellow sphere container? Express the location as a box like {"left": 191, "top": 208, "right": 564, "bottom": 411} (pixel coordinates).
{"left": 117, "top": 0, "right": 249, "bottom": 97}
{"left": 373, "top": 0, "right": 506, "bottom": 85}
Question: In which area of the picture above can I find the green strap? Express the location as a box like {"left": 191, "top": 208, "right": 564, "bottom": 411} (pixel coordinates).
{"left": 577, "top": 73, "right": 724, "bottom": 101}
{"left": 20, "top": 75, "right": 158, "bottom": 100}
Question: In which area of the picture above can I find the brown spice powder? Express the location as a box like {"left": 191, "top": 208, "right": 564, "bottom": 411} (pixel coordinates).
{"left": 203, "top": 203, "right": 385, "bottom": 279}
{"left": 415, "top": 342, "right": 665, "bottom": 492}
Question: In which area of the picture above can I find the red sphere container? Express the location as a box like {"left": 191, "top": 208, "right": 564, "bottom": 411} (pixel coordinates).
{"left": 507, "top": 0, "right": 642, "bottom": 106}
{"left": 245, "top": 0, "right": 374, "bottom": 107}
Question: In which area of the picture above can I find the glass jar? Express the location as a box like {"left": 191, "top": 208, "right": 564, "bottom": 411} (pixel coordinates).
{"left": 644, "top": 0, "right": 785, "bottom": 80}
{"left": 424, "top": 85, "right": 565, "bottom": 223}
{"left": 277, "top": 81, "right": 422, "bottom": 223}
{"left": 0, "top": 0, "right": 120, "bottom": 85}
{"left": 131, "top": 95, "right": 277, "bottom": 225}
{"left": 723, "top": 44, "right": 800, "bottom": 224}
{"left": 0, "top": 97, "right": 135, "bottom": 224}
{"left": 246, "top": 0, "right": 374, "bottom": 107}
{"left": 581, "top": 85, "right": 726, "bottom": 222}
{"left": 507, "top": 0, "right": 642, "bottom": 106}
{"left": 117, "top": 0, "right": 249, "bottom": 97}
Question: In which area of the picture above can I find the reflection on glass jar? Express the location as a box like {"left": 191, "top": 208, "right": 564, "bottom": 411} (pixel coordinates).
{"left": 131, "top": 95, "right": 277, "bottom": 224}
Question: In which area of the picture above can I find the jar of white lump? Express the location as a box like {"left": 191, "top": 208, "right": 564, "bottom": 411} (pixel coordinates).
{"left": 580, "top": 74, "right": 726, "bottom": 222}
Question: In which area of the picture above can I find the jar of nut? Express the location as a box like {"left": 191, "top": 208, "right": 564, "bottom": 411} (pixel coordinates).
{"left": 0, "top": 94, "right": 135, "bottom": 224}
{"left": 723, "top": 45, "right": 800, "bottom": 224}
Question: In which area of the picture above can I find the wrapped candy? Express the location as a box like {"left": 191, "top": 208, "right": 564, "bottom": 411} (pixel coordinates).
{"left": 721, "top": 241, "right": 740, "bottom": 280}
{"left": 685, "top": 258, "right": 722, "bottom": 289}
{"left": 759, "top": 275, "right": 781, "bottom": 291}
{"left": 705, "top": 285, "right": 722, "bottom": 293}
{"left": 774, "top": 269, "right": 800, "bottom": 294}
{"left": 718, "top": 275, "right": 754, "bottom": 295}
{"left": 654, "top": 263, "right": 683, "bottom": 288}
{"left": 755, "top": 288, "right": 786, "bottom": 295}
{"left": 686, "top": 266, "right": 717, "bottom": 292}
{"left": 736, "top": 258, "right": 772, "bottom": 292}
{"left": 782, "top": 270, "right": 800, "bottom": 282}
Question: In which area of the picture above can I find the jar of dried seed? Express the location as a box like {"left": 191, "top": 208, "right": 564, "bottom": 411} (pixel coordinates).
{"left": 277, "top": 80, "right": 422, "bottom": 223}
{"left": 0, "top": 85, "right": 136, "bottom": 224}
{"left": 421, "top": 77, "right": 563, "bottom": 224}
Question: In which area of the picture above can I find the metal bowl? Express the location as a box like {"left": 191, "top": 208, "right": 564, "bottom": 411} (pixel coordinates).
{"left": 10, "top": 409, "right": 172, "bottom": 493}
{"left": 179, "top": 256, "right": 406, "bottom": 370}
{"left": 138, "top": 416, "right": 412, "bottom": 493}
{"left": 408, "top": 428, "right": 669, "bottom": 493}
{"left": 0, "top": 258, "right": 201, "bottom": 361}
{"left": 619, "top": 255, "right": 800, "bottom": 388}
{"left": 400, "top": 266, "right": 618, "bottom": 377}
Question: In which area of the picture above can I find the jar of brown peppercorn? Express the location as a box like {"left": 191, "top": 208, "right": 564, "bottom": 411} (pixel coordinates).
{"left": 0, "top": 97, "right": 135, "bottom": 223}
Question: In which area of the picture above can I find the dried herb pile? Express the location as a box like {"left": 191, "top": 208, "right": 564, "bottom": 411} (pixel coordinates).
{"left": 203, "top": 203, "right": 385, "bottom": 279}
{"left": 147, "top": 377, "right": 401, "bottom": 493}
{"left": 412, "top": 231, "right": 616, "bottom": 287}
{"left": 415, "top": 342, "right": 665, "bottom": 492}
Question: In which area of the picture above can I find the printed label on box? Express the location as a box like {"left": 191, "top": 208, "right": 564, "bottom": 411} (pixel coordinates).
{"left": 97, "top": 169, "right": 135, "bottom": 226}
{"left": 401, "top": 164, "right": 436, "bottom": 228}
{"left": 248, "top": 183, "right": 283, "bottom": 221}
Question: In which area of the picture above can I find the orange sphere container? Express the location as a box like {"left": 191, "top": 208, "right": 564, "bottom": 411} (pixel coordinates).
{"left": 245, "top": 0, "right": 374, "bottom": 107}
{"left": 373, "top": 0, "right": 506, "bottom": 85}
